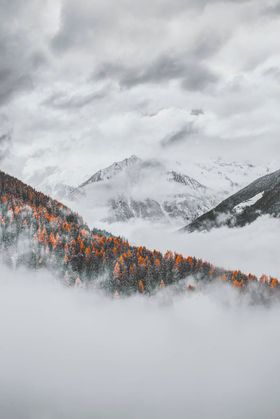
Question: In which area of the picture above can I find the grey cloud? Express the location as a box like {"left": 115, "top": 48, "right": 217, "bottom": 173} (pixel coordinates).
{"left": 181, "top": 64, "right": 219, "bottom": 91}
{"left": 95, "top": 55, "right": 220, "bottom": 92}
{"left": 263, "top": 67, "right": 280, "bottom": 81}
{"left": 263, "top": 1, "right": 280, "bottom": 15}
{"left": 0, "top": 71, "right": 33, "bottom": 106}
{"left": 43, "top": 89, "right": 107, "bottom": 110}
{"left": 0, "top": 114, "right": 12, "bottom": 161}
{"left": 0, "top": 1, "right": 47, "bottom": 106}
{"left": 51, "top": 4, "right": 98, "bottom": 52}
{"left": 0, "top": 132, "right": 12, "bottom": 161}
{"left": 51, "top": 0, "right": 244, "bottom": 55}
{"left": 191, "top": 109, "right": 204, "bottom": 116}
{"left": 192, "top": 30, "right": 229, "bottom": 60}
{"left": 0, "top": 32, "right": 33, "bottom": 105}
{"left": 189, "top": 0, "right": 252, "bottom": 5}
{"left": 121, "top": 56, "right": 187, "bottom": 88}
{"left": 161, "top": 123, "right": 198, "bottom": 147}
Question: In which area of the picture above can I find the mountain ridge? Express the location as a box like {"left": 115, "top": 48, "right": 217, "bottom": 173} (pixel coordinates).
{"left": 79, "top": 155, "right": 141, "bottom": 188}
{"left": 183, "top": 169, "right": 280, "bottom": 232}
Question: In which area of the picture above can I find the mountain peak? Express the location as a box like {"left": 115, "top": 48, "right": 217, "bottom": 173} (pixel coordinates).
{"left": 79, "top": 155, "right": 141, "bottom": 188}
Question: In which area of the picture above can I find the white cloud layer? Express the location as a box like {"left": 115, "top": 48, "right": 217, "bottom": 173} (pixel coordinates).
{"left": 1, "top": 264, "right": 280, "bottom": 419}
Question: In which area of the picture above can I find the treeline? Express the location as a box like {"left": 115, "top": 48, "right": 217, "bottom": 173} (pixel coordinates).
{"left": 0, "top": 170, "right": 279, "bottom": 295}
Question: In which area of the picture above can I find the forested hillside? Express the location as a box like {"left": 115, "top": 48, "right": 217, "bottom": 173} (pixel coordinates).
{"left": 0, "top": 170, "right": 278, "bottom": 295}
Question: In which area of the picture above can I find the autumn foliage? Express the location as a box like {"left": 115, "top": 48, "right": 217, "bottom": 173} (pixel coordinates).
{"left": 0, "top": 170, "right": 279, "bottom": 295}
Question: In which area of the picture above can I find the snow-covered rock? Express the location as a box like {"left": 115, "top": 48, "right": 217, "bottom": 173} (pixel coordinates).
{"left": 183, "top": 169, "right": 280, "bottom": 232}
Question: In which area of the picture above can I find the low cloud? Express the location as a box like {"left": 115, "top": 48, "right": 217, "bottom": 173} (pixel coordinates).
{"left": 1, "top": 262, "right": 280, "bottom": 419}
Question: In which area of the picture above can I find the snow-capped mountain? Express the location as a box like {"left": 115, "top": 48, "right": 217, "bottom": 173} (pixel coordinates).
{"left": 69, "top": 155, "right": 218, "bottom": 225}
{"left": 65, "top": 155, "right": 274, "bottom": 227}
{"left": 183, "top": 168, "right": 280, "bottom": 232}
{"left": 79, "top": 155, "right": 141, "bottom": 187}
{"left": 27, "top": 155, "right": 275, "bottom": 227}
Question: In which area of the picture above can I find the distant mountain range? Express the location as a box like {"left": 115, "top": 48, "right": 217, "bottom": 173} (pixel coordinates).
{"left": 183, "top": 169, "right": 280, "bottom": 232}
{"left": 25, "top": 155, "right": 274, "bottom": 226}
{"left": 64, "top": 155, "right": 272, "bottom": 225}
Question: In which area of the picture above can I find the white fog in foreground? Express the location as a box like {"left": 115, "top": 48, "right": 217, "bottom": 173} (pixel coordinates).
{"left": 1, "top": 265, "right": 280, "bottom": 419}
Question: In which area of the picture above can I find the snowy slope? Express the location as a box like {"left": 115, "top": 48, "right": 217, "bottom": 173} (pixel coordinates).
{"left": 183, "top": 169, "right": 280, "bottom": 232}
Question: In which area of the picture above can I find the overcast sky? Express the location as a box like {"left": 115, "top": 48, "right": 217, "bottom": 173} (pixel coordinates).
{"left": 0, "top": 0, "right": 280, "bottom": 186}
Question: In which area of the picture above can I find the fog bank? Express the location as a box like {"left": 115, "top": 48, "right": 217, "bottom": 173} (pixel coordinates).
{"left": 1, "top": 265, "right": 280, "bottom": 419}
